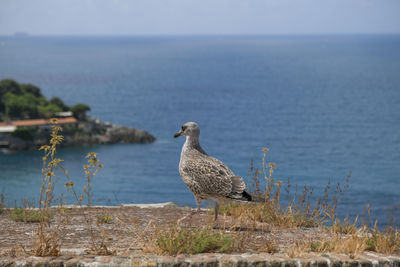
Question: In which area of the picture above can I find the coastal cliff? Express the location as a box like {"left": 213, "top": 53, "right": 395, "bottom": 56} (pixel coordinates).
{"left": 0, "top": 116, "right": 156, "bottom": 152}
{"left": 0, "top": 79, "right": 155, "bottom": 152}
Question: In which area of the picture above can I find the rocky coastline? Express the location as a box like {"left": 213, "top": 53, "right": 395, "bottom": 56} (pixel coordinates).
{"left": 0, "top": 116, "right": 156, "bottom": 152}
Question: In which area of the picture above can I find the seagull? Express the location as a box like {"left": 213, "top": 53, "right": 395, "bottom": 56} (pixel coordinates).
{"left": 174, "top": 122, "right": 252, "bottom": 221}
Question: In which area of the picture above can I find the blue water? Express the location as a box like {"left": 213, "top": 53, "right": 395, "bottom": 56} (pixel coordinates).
{"left": 0, "top": 35, "right": 399, "bottom": 226}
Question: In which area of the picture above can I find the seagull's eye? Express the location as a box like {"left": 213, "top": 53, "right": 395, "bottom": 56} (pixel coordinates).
{"left": 182, "top": 126, "right": 186, "bottom": 131}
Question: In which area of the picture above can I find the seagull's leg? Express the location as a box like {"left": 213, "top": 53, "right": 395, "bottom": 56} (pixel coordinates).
{"left": 214, "top": 201, "right": 220, "bottom": 221}
{"left": 195, "top": 197, "right": 202, "bottom": 213}
{"left": 177, "top": 197, "right": 202, "bottom": 224}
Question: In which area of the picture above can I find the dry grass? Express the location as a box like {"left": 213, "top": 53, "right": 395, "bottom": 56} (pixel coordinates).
{"left": 286, "top": 227, "right": 398, "bottom": 259}
{"left": 312, "top": 231, "right": 368, "bottom": 256}
{"left": 219, "top": 148, "right": 400, "bottom": 257}
{"left": 286, "top": 233, "right": 367, "bottom": 258}
{"left": 367, "top": 226, "right": 400, "bottom": 254}
{"left": 218, "top": 148, "right": 350, "bottom": 229}
{"left": 330, "top": 216, "right": 359, "bottom": 235}
{"left": 284, "top": 218, "right": 400, "bottom": 258}
{"left": 217, "top": 201, "right": 317, "bottom": 228}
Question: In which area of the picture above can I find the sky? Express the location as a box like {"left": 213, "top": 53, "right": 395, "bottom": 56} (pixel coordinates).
{"left": 0, "top": 0, "right": 399, "bottom": 35}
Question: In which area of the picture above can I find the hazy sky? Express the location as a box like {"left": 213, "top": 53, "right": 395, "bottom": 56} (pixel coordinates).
{"left": 0, "top": 0, "right": 399, "bottom": 35}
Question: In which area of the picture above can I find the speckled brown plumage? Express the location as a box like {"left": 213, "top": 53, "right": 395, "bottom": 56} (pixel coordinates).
{"left": 174, "top": 122, "right": 252, "bottom": 220}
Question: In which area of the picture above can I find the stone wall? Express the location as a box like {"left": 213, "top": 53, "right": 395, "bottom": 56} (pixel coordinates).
{"left": 1, "top": 252, "right": 399, "bottom": 267}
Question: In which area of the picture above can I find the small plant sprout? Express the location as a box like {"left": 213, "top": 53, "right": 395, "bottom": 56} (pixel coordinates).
{"left": 32, "top": 118, "right": 111, "bottom": 256}
{"left": 35, "top": 118, "right": 67, "bottom": 256}
{"left": 65, "top": 151, "right": 110, "bottom": 255}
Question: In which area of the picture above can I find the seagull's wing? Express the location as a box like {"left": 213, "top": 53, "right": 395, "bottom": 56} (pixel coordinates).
{"left": 181, "top": 154, "right": 246, "bottom": 199}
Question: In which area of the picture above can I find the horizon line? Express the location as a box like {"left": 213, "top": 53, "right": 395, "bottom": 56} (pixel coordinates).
{"left": 1, "top": 32, "right": 400, "bottom": 38}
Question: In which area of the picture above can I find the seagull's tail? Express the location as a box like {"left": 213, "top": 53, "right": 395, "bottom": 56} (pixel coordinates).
{"left": 231, "top": 190, "right": 253, "bottom": 202}
{"left": 235, "top": 191, "right": 266, "bottom": 203}
{"left": 241, "top": 190, "right": 252, "bottom": 201}
{"left": 229, "top": 175, "right": 263, "bottom": 203}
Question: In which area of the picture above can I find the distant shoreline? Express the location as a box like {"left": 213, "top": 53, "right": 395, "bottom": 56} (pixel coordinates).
{"left": 0, "top": 116, "right": 156, "bottom": 153}
{"left": 1, "top": 33, "right": 400, "bottom": 38}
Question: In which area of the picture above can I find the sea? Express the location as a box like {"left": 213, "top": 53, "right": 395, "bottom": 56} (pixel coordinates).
{"left": 0, "top": 35, "right": 399, "bottom": 227}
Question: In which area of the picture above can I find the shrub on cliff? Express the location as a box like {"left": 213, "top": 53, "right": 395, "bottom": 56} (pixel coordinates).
{"left": 0, "top": 78, "right": 90, "bottom": 120}
{"left": 4, "top": 93, "right": 41, "bottom": 118}
{"left": 12, "top": 127, "right": 36, "bottom": 141}
{"left": 71, "top": 103, "right": 90, "bottom": 119}
{"left": 38, "top": 104, "right": 63, "bottom": 118}
{"left": 0, "top": 79, "right": 22, "bottom": 97}
{"left": 49, "top": 97, "right": 69, "bottom": 111}
{"left": 20, "top": 83, "right": 42, "bottom": 97}
{"left": 0, "top": 79, "right": 23, "bottom": 112}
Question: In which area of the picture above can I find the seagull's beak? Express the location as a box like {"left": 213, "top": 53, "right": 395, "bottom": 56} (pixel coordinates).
{"left": 174, "top": 130, "right": 182, "bottom": 138}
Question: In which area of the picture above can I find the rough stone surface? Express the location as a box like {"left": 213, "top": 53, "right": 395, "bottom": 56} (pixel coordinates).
{"left": 1, "top": 253, "right": 400, "bottom": 267}
{"left": 1, "top": 205, "right": 399, "bottom": 267}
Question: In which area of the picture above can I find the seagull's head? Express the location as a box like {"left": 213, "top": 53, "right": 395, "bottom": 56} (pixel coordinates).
{"left": 174, "top": 122, "right": 200, "bottom": 138}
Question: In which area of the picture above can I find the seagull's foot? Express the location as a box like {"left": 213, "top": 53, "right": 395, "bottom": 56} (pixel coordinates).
{"left": 210, "top": 216, "right": 223, "bottom": 229}
{"left": 212, "top": 221, "right": 219, "bottom": 229}
{"left": 177, "top": 213, "right": 194, "bottom": 225}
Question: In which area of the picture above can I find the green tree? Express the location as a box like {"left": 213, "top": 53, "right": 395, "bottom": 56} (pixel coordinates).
{"left": 4, "top": 93, "right": 40, "bottom": 118}
{"left": 0, "top": 79, "right": 90, "bottom": 120}
{"left": 20, "top": 83, "right": 42, "bottom": 97}
{"left": 38, "top": 104, "right": 62, "bottom": 118}
{"left": 49, "top": 97, "right": 69, "bottom": 111}
{"left": 71, "top": 104, "right": 90, "bottom": 119}
{"left": 0, "top": 79, "right": 22, "bottom": 96}
{"left": 0, "top": 79, "right": 23, "bottom": 113}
